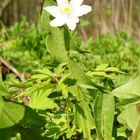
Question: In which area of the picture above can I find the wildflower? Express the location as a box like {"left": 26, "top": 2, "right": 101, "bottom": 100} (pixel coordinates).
{"left": 43, "top": 0, "right": 92, "bottom": 30}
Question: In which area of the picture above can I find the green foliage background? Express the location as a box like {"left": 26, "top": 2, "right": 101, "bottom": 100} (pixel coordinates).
{"left": 0, "top": 1, "right": 140, "bottom": 139}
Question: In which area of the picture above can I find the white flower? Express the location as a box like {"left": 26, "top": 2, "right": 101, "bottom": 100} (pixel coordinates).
{"left": 43, "top": 0, "right": 92, "bottom": 30}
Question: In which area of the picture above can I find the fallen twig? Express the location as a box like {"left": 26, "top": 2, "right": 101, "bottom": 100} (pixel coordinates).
{"left": 0, "top": 56, "right": 25, "bottom": 82}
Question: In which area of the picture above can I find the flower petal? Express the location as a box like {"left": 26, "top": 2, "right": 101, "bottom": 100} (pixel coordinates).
{"left": 43, "top": 6, "right": 61, "bottom": 17}
{"left": 71, "top": 0, "right": 83, "bottom": 7}
{"left": 56, "top": 0, "right": 65, "bottom": 5}
{"left": 75, "top": 5, "right": 92, "bottom": 17}
{"left": 74, "top": 17, "right": 80, "bottom": 23}
{"left": 44, "top": 0, "right": 92, "bottom": 30}
{"left": 57, "top": 0, "right": 67, "bottom": 8}
{"left": 50, "top": 17, "right": 66, "bottom": 27}
{"left": 66, "top": 18, "right": 78, "bottom": 30}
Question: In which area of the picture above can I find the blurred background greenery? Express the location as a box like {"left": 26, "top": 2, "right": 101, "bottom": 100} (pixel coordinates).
{"left": 0, "top": 0, "right": 140, "bottom": 39}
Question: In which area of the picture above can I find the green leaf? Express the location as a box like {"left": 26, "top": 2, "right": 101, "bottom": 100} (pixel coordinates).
{"left": 54, "top": 63, "right": 67, "bottom": 75}
{"left": 66, "top": 125, "right": 76, "bottom": 139}
{"left": 93, "top": 64, "right": 125, "bottom": 74}
{"left": 29, "top": 89, "right": 58, "bottom": 110}
{"left": 68, "top": 59, "right": 92, "bottom": 85}
{"left": 59, "top": 73, "right": 71, "bottom": 84}
{"left": 68, "top": 61, "right": 95, "bottom": 126}
{"left": 73, "top": 86, "right": 95, "bottom": 140}
{"left": 94, "top": 93, "right": 115, "bottom": 140}
{"left": 86, "top": 71, "right": 113, "bottom": 79}
{"left": 57, "top": 83, "right": 68, "bottom": 97}
{"left": 118, "top": 104, "right": 140, "bottom": 131}
{"left": 94, "top": 94, "right": 103, "bottom": 139}
{"left": 68, "top": 59, "right": 104, "bottom": 90}
{"left": 96, "top": 64, "right": 109, "bottom": 70}
{"left": 104, "top": 67, "right": 125, "bottom": 74}
{"left": 0, "top": 96, "right": 45, "bottom": 140}
{"left": 40, "top": 0, "right": 69, "bottom": 63}
{"left": 130, "top": 120, "right": 140, "bottom": 140}
{"left": 116, "top": 97, "right": 140, "bottom": 110}
{"left": 0, "top": 83, "right": 13, "bottom": 96}
{"left": 67, "top": 59, "right": 107, "bottom": 139}
{"left": 33, "top": 68, "right": 53, "bottom": 77}
{"left": 111, "top": 74, "right": 140, "bottom": 99}
{"left": 17, "top": 82, "right": 53, "bottom": 97}
{"left": 117, "top": 125, "right": 128, "bottom": 138}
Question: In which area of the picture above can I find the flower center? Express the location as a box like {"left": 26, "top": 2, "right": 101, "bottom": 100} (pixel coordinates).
{"left": 63, "top": 6, "right": 71, "bottom": 14}
{"left": 59, "top": 0, "right": 72, "bottom": 15}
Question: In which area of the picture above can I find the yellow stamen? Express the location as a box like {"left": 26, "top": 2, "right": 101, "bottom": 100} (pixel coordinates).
{"left": 64, "top": 7, "right": 71, "bottom": 13}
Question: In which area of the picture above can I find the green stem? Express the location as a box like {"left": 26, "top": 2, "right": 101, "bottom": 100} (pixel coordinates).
{"left": 65, "top": 98, "right": 70, "bottom": 128}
